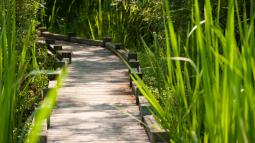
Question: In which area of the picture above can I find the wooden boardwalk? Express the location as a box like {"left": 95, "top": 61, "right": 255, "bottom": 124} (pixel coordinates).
{"left": 47, "top": 41, "right": 149, "bottom": 143}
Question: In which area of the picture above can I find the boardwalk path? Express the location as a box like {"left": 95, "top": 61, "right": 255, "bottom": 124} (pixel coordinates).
{"left": 47, "top": 41, "right": 149, "bottom": 143}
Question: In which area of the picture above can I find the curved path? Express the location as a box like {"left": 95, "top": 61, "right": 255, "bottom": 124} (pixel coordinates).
{"left": 47, "top": 41, "right": 149, "bottom": 143}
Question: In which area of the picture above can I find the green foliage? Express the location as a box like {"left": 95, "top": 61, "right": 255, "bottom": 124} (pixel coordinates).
{"left": 1, "top": 0, "right": 61, "bottom": 142}
{"left": 25, "top": 68, "right": 67, "bottom": 143}
{"left": 44, "top": 0, "right": 164, "bottom": 47}
{"left": 135, "top": 0, "right": 255, "bottom": 142}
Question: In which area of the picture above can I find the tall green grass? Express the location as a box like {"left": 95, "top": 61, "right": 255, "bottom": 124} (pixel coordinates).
{"left": 0, "top": 1, "right": 20, "bottom": 142}
{"left": 0, "top": 0, "right": 66, "bottom": 142}
{"left": 25, "top": 68, "right": 67, "bottom": 143}
{"left": 45, "top": 0, "right": 160, "bottom": 47}
{"left": 134, "top": 0, "right": 255, "bottom": 142}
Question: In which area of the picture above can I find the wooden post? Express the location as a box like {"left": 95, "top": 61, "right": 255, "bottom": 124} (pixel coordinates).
{"left": 38, "top": 27, "right": 47, "bottom": 32}
{"left": 103, "top": 37, "right": 112, "bottom": 47}
{"left": 128, "top": 60, "right": 142, "bottom": 87}
{"left": 47, "top": 72, "right": 60, "bottom": 81}
{"left": 38, "top": 27, "right": 47, "bottom": 37}
{"left": 47, "top": 45, "right": 64, "bottom": 61}
{"left": 54, "top": 61, "right": 67, "bottom": 69}
{"left": 36, "top": 41, "right": 46, "bottom": 49}
{"left": 58, "top": 51, "right": 72, "bottom": 64}
{"left": 34, "top": 106, "right": 47, "bottom": 143}
{"left": 128, "top": 60, "right": 140, "bottom": 69}
{"left": 45, "top": 39, "right": 55, "bottom": 45}
{"left": 115, "top": 43, "right": 124, "bottom": 50}
{"left": 68, "top": 32, "right": 76, "bottom": 42}
{"left": 53, "top": 45, "right": 63, "bottom": 51}
{"left": 129, "top": 69, "right": 143, "bottom": 87}
{"left": 138, "top": 96, "right": 152, "bottom": 118}
{"left": 129, "top": 70, "right": 143, "bottom": 87}
{"left": 144, "top": 115, "right": 169, "bottom": 143}
{"left": 128, "top": 53, "right": 138, "bottom": 61}
{"left": 131, "top": 81, "right": 142, "bottom": 104}
{"left": 42, "top": 88, "right": 52, "bottom": 130}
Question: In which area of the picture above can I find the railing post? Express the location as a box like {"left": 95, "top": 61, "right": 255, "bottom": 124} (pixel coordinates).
{"left": 45, "top": 39, "right": 55, "bottom": 45}
{"left": 42, "top": 88, "right": 52, "bottom": 130}
{"left": 38, "top": 27, "right": 47, "bottom": 36}
{"left": 115, "top": 43, "right": 124, "bottom": 50}
{"left": 103, "top": 37, "right": 112, "bottom": 47}
{"left": 128, "top": 59, "right": 143, "bottom": 87}
{"left": 53, "top": 45, "right": 63, "bottom": 51}
{"left": 128, "top": 53, "right": 137, "bottom": 61}
{"left": 67, "top": 32, "right": 76, "bottom": 42}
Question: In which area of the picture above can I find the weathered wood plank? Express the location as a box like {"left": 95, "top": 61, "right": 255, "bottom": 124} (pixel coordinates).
{"left": 42, "top": 32, "right": 68, "bottom": 41}
{"left": 138, "top": 96, "right": 152, "bottom": 118}
{"left": 47, "top": 42, "right": 149, "bottom": 142}
{"left": 144, "top": 115, "right": 169, "bottom": 143}
{"left": 70, "top": 37, "right": 103, "bottom": 46}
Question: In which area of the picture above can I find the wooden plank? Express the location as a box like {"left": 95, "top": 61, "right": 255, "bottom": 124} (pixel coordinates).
{"left": 38, "top": 27, "right": 47, "bottom": 32}
{"left": 105, "top": 42, "right": 127, "bottom": 59}
{"left": 144, "top": 115, "right": 169, "bottom": 143}
{"left": 45, "top": 39, "right": 55, "bottom": 45}
{"left": 103, "top": 37, "right": 112, "bottom": 47}
{"left": 47, "top": 71, "right": 61, "bottom": 81}
{"left": 46, "top": 44, "right": 64, "bottom": 61}
{"left": 129, "top": 68, "right": 143, "bottom": 87}
{"left": 128, "top": 60, "right": 140, "bottom": 69}
{"left": 36, "top": 41, "right": 46, "bottom": 48}
{"left": 131, "top": 81, "right": 142, "bottom": 105}
{"left": 42, "top": 32, "right": 68, "bottom": 41}
{"left": 53, "top": 45, "right": 63, "bottom": 50}
{"left": 70, "top": 37, "right": 103, "bottom": 46}
{"left": 39, "top": 120, "right": 47, "bottom": 143}
{"left": 115, "top": 43, "right": 124, "bottom": 49}
{"left": 128, "top": 53, "right": 137, "bottom": 61}
{"left": 54, "top": 61, "right": 67, "bottom": 69}
{"left": 57, "top": 51, "right": 72, "bottom": 63}
{"left": 138, "top": 96, "right": 152, "bottom": 117}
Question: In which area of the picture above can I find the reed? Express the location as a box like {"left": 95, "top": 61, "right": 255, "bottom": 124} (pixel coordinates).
{"left": 0, "top": 0, "right": 66, "bottom": 142}
{"left": 134, "top": 0, "right": 255, "bottom": 142}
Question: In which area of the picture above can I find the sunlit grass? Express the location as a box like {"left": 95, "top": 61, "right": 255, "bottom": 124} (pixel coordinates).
{"left": 134, "top": 0, "right": 255, "bottom": 142}
{"left": 0, "top": 0, "right": 66, "bottom": 142}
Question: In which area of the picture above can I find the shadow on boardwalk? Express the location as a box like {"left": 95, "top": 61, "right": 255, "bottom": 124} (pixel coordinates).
{"left": 47, "top": 41, "right": 149, "bottom": 143}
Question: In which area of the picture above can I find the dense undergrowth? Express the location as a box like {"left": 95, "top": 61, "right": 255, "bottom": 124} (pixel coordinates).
{"left": 44, "top": 0, "right": 192, "bottom": 48}
{"left": 1, "top": 0, "right": 65, "bottom": 142}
